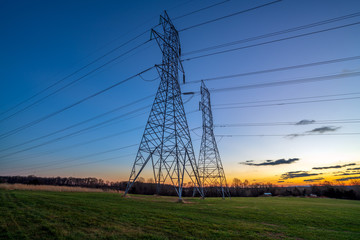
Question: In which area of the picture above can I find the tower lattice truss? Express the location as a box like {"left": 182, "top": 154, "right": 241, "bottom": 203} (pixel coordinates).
{"left": 199, "top": 81, "right": 230, "bottom": 198}
{"left": 124, "top": 12, "right": 203, "bottom": 200}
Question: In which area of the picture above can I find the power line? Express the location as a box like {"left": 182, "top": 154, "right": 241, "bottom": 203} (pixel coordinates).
{"left": 173, "top": 0, "right": 230, "bottom": 20}
{"left": 36, "top": 154, "right": 135, "bottom": 172}
{"left": 183, "top": 11, "right": 360, "bottom": 56}
{"left": 182, "top": 21, "right": 360, "bottom": 61}
{"left": 0, "top": 96, "right": 196, "bottom": 163}
{"left": 0, "top": 30, "right": 152, "bottom": 119}
{"left": 6, "top": 144, "right": 138, "bottom": 174}
{"left": 186, "top": 55, "right": 360, "bottom": 84}
{"left": 3, "top": 127, "right": 202, "bottom": 173}
{"left": 0, "top": 105, "right": 198, "bottom": 163}
{"left": 3, "top": 127, "right": 202, "bottom": 174}
{"left": 190, "top": 119, "right": 360, "bottom": 132}
{"left": 167, "top": 0, "right": 194, "bottom": 12}
{"left": 0, "top": 39, "right": 153, "bottom": 123}
{"left": 213, "top": 96, "right": 360, "bottom": 110}
{"left": 2, "top": 124, "right": 145, "bottom": 166}
{"left": 35, "top": 126, "right": 144, "bottom": 158}
{"left": 212, "top": 119, "right": 360, "bottom": 128}
{"left": 14, "top": 96, "right": 353, "bottom": 162}
{"left": 196, "top": 71, "right": 360, "bottom": 94}
{"left": 212, "top": 92, "right": 360, "bottom": 106}
{"left": 19, "top": 114, "right": 201, "bottom": 168}
{"left": 0, "top": 66, "right": 155, "bottom": 140}
{"left": 1, "top": 111, "right": 148, "bottom": 165}
{"left": 0, "top": 0, "right": 197, "bottom": 120}
{"left": 0, "top": 105, "right": 151, "bottom": 159}
{"left": 0, "top": 94, "right": 153, "bottom": 153}
{"left": 215, "top": 133, "right": 360, "bottom": 137}
{"left": 179, "top": 0, "right": 282, "bottom": 32}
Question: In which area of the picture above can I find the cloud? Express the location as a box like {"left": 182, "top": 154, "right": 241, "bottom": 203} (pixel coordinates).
{"left": 303, "top": 177, "right": 324, "bottom": 182}
{"left": 285, "top": 133, "right": 304, "bottom": 139}
{"left": 307, "top": 126, "right": 340, "bottom": 134}
{"left": 277, "top": 181, "right": 285, "bottom": 183}
{"left": 334, "top": 172, "right": 360, "bottom": 176}
{"left": 240, "top": 158, "right": 299, "bottom": 166}
{"left": 287, "top": 125, "right": 341, "bottom": 139}
{"left": 313, "top": 163, "right": 356, "bottom": 170}
{"left": 336, "top": 176, "right": 360, "bottom": 181}
{"left": 347, "top": 167, "right": 360, "bottom": 170}
{"left": 280, "top": 171, "right": 322, "bottom": 180}
{"left": 296, "top": 119, "right": 315, "bottom": 125}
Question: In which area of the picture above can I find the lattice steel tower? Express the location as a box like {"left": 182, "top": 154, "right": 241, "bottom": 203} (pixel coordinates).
{"left": 124, "top": 12, "right": 203, "bottom": 200}
{"left": 198, "top": 80, "right": 230, "bottom": 199}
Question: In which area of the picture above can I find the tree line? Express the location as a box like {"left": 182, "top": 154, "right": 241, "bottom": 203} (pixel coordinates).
{"left": 1, "top": 175, "right": 359, "bottom": 200}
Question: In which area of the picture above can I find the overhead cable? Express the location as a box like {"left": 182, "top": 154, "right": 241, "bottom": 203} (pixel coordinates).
{"left": 0, "top": 39, "right": 153, "bottom": 123}
{"left": 0, "top": 66, "right": 155, "bottom": 140}
{"left": 186, "top": 55, "right": 360, "bottom": 84}
{"left": 182, "top": 21, "right": 360, "bottom": 61}
{"left": 212, "top": 92, "right": 360, "bottom": 106}
{"left": 173, "top": 0, "right": 230, "bottom": 20}
{"left": 193, "top": 71, "right": 360, "bottom": 94}
{"left": 213, "top": 96, "right": 360, "bottom": 110}
{"left": 0, "top": 106, "right": 151, "bottom": 159}
{"left": 183, "top": 12, "right": 360, "bottom": 56}
{"left": 179, "top": 0, "right": 282, "bottom": 32}
{"left": 0, "top": 94, "right": 153, "bottom": 153}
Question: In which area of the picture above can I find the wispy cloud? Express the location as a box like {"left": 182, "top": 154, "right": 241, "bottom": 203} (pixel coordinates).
{"left": 240, "top": 158, "right": 299, "bottom": 166}
{"left": 296, "top": 119, "right": 315, "bottom": 125}
{"left": 336, "top": 176, "right": 360, "bottom": 181}
{"left": 334, "top": 172, "right": 360, "bottom": 176}
{"left": 313, "top": 163, "right": 356, "bottom": 170}
{"left": 303, "top": 177, "right": 324, "bottom": 182}
{"left": 280, "top": 171, "right": 322, "bottom": 180}
{"left": 286, "top": 125, "right": 340, "bottom": 139}
{"left": 286, "top": 133, "right": 304, "bottom": 139}
{"left": 347, "top": 167, "right": 360, "bottom": 170}
{"left": 277, "top": 180, "right": 285, "bottom": 183}
{"left": 307, "top": 126, "right": 340, "bottom": 134}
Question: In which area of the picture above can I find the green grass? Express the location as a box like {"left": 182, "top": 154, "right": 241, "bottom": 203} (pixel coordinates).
{"left": 1, "top": 189, "right": 360, "bottom": 239}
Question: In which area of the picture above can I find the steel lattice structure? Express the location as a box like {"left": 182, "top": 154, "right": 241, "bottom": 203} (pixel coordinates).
{"left": 124, "top": 12, "right": 203, "bottom": 200}
{"left": 198, "top": 80, "right": 230, "bottom": 199}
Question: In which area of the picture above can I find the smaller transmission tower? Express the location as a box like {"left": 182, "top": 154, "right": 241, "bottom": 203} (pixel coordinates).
{"left": 198, "top": 81, "right": 230, "bottom": 199}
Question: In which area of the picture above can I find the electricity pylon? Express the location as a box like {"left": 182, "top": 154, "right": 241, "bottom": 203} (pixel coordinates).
{"left": 124, "top": 12, "right": 203, "bottom": 200}
{"left": 198, "top": 80, "right": 230, "bottom": 199}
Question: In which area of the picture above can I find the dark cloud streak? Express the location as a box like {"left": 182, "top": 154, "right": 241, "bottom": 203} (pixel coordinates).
{"left": 280, "top": 171, "right": 322, "bottom": 180}
{"left": 286, "top": 125, "right": 340, "bottom": 138}
{"left": 240, "top": 158, "right": 299, "bottom": 166}
{"left": 347, "top": 167, "right": 360, "bottom": 170}
{"left": 296, "top": 119, "right": 315, "bottom": 125}
{"left": 334, "top": 172, "right": 360, "bottom": 176}
{"left": 313, "top": 163, "right": 356, "bottom": 170}
{"left": 303, "top": 177, "right": 324, "bottom": 182}
{"left": 307, "top": 126, "right": 340, "bottom": 134}
{"left": 336, "top": 176, "right": 360, "bottom": 181}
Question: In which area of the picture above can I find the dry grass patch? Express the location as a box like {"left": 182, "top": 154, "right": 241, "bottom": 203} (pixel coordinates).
{"left": 0, "top": 183, "right": 106, "bottom": 192}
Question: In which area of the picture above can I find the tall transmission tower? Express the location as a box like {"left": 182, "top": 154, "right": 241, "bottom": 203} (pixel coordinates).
{"left": 198, "top": 80, "right": 230, "bottom": 199}
{"left": 124, "top": 12, "right": 203, "bottom": 200}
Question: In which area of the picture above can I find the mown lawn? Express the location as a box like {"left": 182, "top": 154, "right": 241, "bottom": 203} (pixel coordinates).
{"left": 0, "top": 189, "right": 359, "bottom": 239}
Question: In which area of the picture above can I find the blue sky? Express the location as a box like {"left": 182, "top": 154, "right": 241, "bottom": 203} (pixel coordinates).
{"left": 1, "top": 0, "right": 360, "bottom": 185}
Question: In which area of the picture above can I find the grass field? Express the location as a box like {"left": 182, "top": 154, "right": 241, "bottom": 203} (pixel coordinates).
{"left": 0, "top": 183, "right": 107, "bottom": 192}
{"left": 1, "top": 188, "right": 360, "bottom": 240}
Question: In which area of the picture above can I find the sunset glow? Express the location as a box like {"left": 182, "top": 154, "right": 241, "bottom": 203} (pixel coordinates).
{"left": 1, "top": 0, "right": 359, "bottom": 187}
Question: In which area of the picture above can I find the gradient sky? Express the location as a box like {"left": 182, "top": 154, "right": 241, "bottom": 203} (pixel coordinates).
{"left": 1, "top": 0, "right": 360, "bottom": 186}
